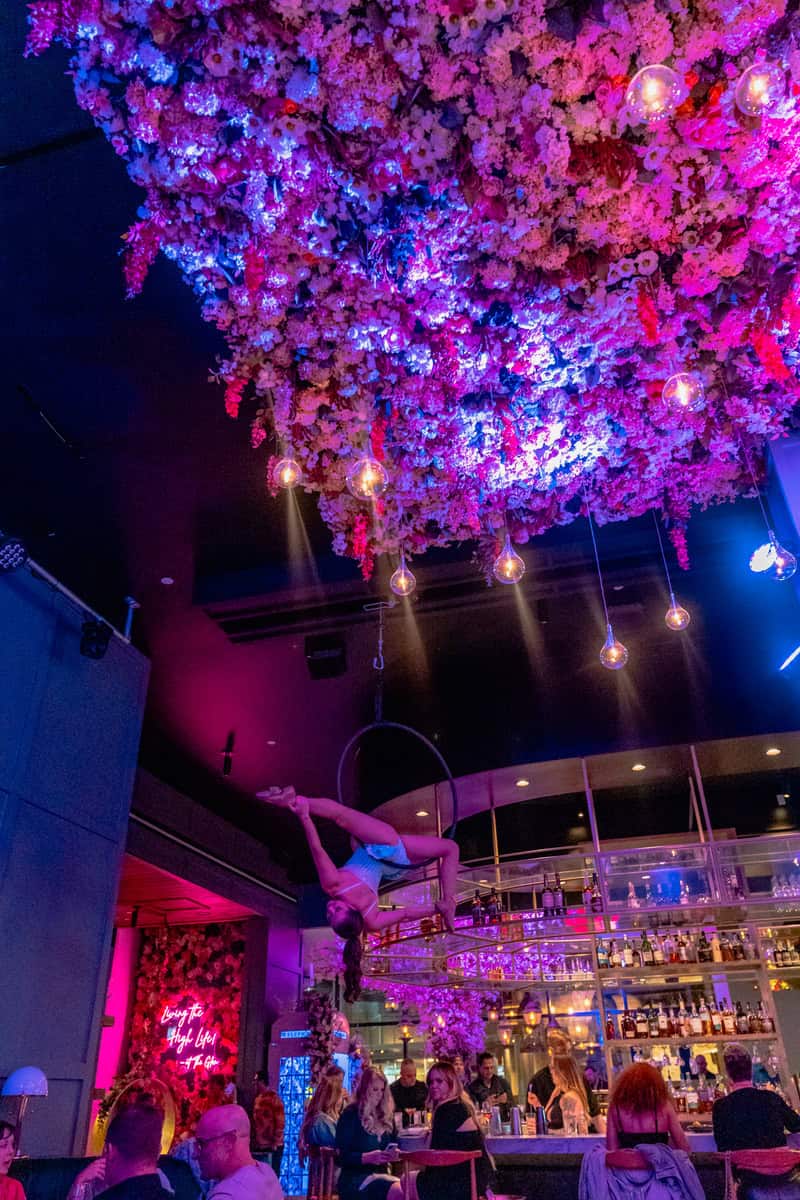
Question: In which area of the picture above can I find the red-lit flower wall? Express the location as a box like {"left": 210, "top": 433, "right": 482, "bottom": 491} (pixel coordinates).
{"left": 111, "top": 923, "right": 245, "bottom": 1140}
{"left": 27, "top": 0, "right": 800, "bottom": 574}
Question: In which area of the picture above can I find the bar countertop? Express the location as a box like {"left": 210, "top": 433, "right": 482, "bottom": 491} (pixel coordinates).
{"left": 485, "top": 1132, "right": 800, "bottom": 1155}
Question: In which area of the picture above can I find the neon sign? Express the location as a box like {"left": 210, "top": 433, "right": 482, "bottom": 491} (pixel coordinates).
{"left": 160, "top": 1001, "right": 221, "bottom": 1073}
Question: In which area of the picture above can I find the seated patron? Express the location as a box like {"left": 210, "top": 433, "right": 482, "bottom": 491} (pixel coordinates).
{"left": 713, "top": 1043, "right": 800, "bottom": 1151}
{"left": 401, "top": 1062, "right": 491, "bottom": 1200}
{"left": 527, "top": 1031, "right": 601, "bottom": 1132}
{"left": 251, "top": 1072, "right": 285, "bottom": 1175}
{"left": 300, "top": 1065, "right": 346, "bottom": 1155}
{"left": 390, "top": 1060, "right": 427, "bottom": 1123}
{"left": 607, "top": 1063, "right": 689, "bottom": 1152}
{"left": 195, "top": 1105, "right": 282, "bottom": 1200}
{"left": 0, "top": 1123, "right": 24, "bottom": 1200}
{"left": 690, "top": 1054, "right": 717, "bottom": 1084}
{"left": 95, "top": 1106, "right": 173, "bottom": 1200}
{"left": 467, "top": 1053, "right": 514, "bottom": 1111}
{"left": 335, "top": 1067, "right": 399, "bottom": 1200}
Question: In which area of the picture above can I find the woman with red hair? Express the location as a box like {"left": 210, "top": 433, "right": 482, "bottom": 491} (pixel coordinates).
{"left": 607, "top": 1063, "right": 689, "bottom": 1152}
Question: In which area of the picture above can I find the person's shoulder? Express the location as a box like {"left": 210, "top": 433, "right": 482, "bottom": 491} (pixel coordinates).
{"left": 1, "top": 1179, "right": 26, "bottom": 1200}
{"left": 210, "top": 1163, "right": 280, "bottom": 1200}
{"left": 531, "top": 1066, "right": 551, "bottom": 1084}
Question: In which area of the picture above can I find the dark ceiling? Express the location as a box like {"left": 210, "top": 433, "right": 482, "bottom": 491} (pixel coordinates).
{"left": 4, "top": 5, "right": 800, "bottom": 882}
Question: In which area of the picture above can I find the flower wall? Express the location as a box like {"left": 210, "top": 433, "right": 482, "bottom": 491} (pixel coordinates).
{"left": 27, "top": 0, "right": 800, "bottom": 574}
{"left": 104, "top": 922, "right": 245, "bottom": 1140}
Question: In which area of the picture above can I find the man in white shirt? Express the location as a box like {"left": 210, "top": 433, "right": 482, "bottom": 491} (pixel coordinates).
{"left": 195, "top": 1105, "right": 283, "bottom": 1200}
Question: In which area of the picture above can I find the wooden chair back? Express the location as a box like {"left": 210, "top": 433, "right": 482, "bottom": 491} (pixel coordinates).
{"left": 306, "top": 1144, "right": 336, "bottom": 1200}
{"left": 399, "top": 1147, "right": 482, "bottom": 1200}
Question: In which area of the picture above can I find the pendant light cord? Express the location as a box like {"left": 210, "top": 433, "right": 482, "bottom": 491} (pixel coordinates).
{"left": 721, "top": 375, "right": 773, "bottom": 532}
{"left": 587, "top": 509, "right": 611, "bottom": 627}
{"left": 653, "top": 511, "right": 675, "bottom": 596}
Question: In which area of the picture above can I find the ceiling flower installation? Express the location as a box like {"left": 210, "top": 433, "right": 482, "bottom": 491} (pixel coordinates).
{"left": 28, "top": 0, "right": 800, "bottom": 576}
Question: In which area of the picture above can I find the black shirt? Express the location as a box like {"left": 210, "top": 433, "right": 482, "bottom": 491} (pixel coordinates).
{"left": 713, "top": 1088, "right": 800, "bottom": 1151}
{"left": 390, "top": 1079, "right": 428, "bottom": 1115}
{"left": 334, "top": 1102, "right": 394, "bottom": 1200}
{"left": 96, "top": 1175, "right": 173, "bottom": 1200}
{"left": 467, "top": 1074, "right": 514, "bottom": 1109}
{"left": 527, "top": 1066, "right": 600, "bottom": 1130}
{"left": 417, "top": 1099, "right": 491, "bottom": 1200}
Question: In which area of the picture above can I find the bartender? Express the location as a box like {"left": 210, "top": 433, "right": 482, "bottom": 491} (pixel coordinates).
{"left": 467, "top": 1052, "right": 514, "bottom": 1118}
{"left": 527, "top": 1030, "right": 601, "bottom": 1131}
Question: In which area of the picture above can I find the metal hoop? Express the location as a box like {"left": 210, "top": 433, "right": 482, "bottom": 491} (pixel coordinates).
{"left": 336, "top": 721, "right": 459, "bottom": 863}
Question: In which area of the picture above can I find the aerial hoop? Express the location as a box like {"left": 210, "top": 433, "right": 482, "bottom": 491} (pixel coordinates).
{"left": 336, "top": 719, "right": 459, "bottom": 846}
{"left": 337, "top": 603, "right": 459, "bottom": 866}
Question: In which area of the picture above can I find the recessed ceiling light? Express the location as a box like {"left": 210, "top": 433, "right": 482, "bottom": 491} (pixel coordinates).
{"left": 479, "top": 879, "right": 488, "bottom": 884}
{"left": 612, "top": 585, "right": 625, "bottom": 592}
{"left": 160, "top": 576, "right": 174, "bottom": 586}
{"left": 267, "top": 739, "right": 277, "bottom": 747}
{"left": 578, "top": 811, "right": 585, "bottom": 818}
{"left": 515, "top": 778, "right": 530, "bottom": 788}
{"left": 632, "top": 763, "right": 646, "bottom": 772}
{"left": 415, "top": 809, "right": 430, "bottom": 817}
{"left": 766, "top": 747, "right": 782, "bottom": 757}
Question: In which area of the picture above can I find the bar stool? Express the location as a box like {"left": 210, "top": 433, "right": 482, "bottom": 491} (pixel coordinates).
{"left": 717, "top": 1149, "right": 800, "bottom": 1200}
{"left": 399, "top": 1148, "right": 483, "bottom": 1200}
{"left": 306, "top": 1145, "right": 337, "bottom": 1200}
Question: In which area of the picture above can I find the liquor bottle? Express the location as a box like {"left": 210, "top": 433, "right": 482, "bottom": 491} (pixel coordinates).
{"left": 664, "top": 932, "right": 677, "bottom": 964}
{"left": 697, "top": 930, "right": 712, "bottom": 964}
{"left": 699, "top": 995, "right": 711, "bottom": 1035}
{"left": 690, "top": 1004, "right": 703, "bottom": 1037}
{"left": 653, "top": 934, "right": 665, "bottom": 966}
{"left": 710, "top": 1001, "right": 723, "bottom": 1036}
{"left": 684, "top": 932, "right": 698, "bottom": 964}
{"left": 791, "top": 941, "right": 800, "bottom": 967}
{"left": 642, "top": 931, "right": 655, "bottom": 967}
{"left": 635, "top": 1008, "right": 649, "bottom": 1038}
{"left": 591, "top": 872, "right": 604, "bottom": 914}
{"left": 649, "top": 1007, "right": 660, "bottom": 1038}
{"left": 710, "top": 932, "right": 723, "bottom": 964}
{"left": 747, "top": 1003, "right": 760, "bottom": 1035}
{"left": 471, "top": 890, "right": 484, "bottom": 926}
{"left": 627, "top": 881, "right": 640, "bottom": 909}
{"left": 757, "top": 1001, "right": 776, "bottom": 1035}
{"left": 736, "top": 1001, "right": 749, "bottom": 1035}
{"left": 679, "top": 879, "right": 690, "bottom": 906}
{"left": 722, "top": 999, "right": 736, "bottom": 1036}
{"left": 610, "top": 939, "right": 622, "bottom": 968}
{"left": 582, "top": 876, "right": 592, "bottom": 911}
{"left": 677, "top": 933, "right": 689, "bottom": 963}
{"left": 623, "top": 1010, "right": 637, "bottom": 1040}
{"left": 597, "top": 939, "right": 609, "bottom": 970}
{"left": 720, "top": 932, "right": 733, "bottom": 962}
{"left": 542, "top": 876, "right": 554, "bottom": 918}
{"left": 632, "top": 942, "right": 642, "bottom": 969}
{"left": 623, "top": 938, "right": 634, "bottom": 968}
{"left": 677, "top": 996, "right": 689, "bottom": 1037}
{"left": 554, "top": 873, "right": 565, "bottom": 917}
{"left": 606, "top": 1013, "right": 617, "bottom": 1040}
{"left": 486, "top": 888, "right": 501, "bottom": 923}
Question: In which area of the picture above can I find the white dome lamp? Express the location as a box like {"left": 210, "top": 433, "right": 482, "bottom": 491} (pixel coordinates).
{"left": 2, "top": 1067, "right": 48, "bottom": 1149}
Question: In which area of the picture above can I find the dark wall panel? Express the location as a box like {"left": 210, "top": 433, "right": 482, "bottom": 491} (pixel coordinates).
{"left": 0, "top": 570, "right": 149, "bottom": 1154}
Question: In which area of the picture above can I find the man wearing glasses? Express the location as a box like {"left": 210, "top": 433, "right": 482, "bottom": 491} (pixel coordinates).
{"left": 195, "top": 1106, "right": 282, "bottom": 1200}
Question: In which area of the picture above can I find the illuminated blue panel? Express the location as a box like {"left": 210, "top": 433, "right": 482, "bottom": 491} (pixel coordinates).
{"left": 278, "top": 1054, "right": 311, "bottom": 1196}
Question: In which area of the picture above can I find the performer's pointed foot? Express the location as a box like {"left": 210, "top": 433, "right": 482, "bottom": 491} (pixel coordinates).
{"left": 436, "top": 897, "right": 456, "bottom": 933}
{"left": 256, "top": 786, "right": 296, "bottom": 808}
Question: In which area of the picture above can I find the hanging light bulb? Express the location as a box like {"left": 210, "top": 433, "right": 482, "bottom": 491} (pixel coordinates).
{"left": 600, "top": 623, "right": 629, "bottom": 670}
{"left": 626, "top": 65, "right": 685, "bottom": 124}
{"left": 273, "top": 456, "right": 302, "bottom": 489}
{"left": 493, "top": 533, "right": 526, "bottom": 584}
{"left": 735, "top": 62, "right": 785, "bottom": 116}
{"left": 346, "top": 456, "right": 388, "bottom": 500}
{"left": 390, "top": 550, "right": 416, "bottom": 597}
{"left": 662, "top": 372, "right": 705, "bottom": 413}
{"left": 750, "top": 531, "right": 798, "bottom": 580}
{"left": 665, "top": 593, "right": 691, "bottom": 631}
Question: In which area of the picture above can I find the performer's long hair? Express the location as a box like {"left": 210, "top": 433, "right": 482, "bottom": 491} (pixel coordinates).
{"left": 329, "top": 905, "right": 365, "bottom": 1002}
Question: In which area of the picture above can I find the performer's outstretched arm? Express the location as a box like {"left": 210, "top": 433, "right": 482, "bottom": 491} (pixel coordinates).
{"left": 287, "top": 794, "right": 341, "bottom": 893}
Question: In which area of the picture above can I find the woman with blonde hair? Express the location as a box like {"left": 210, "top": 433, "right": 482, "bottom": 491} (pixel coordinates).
{"left": 299, "top": 1065, "right": 346, "bottom": 1159}
{"left": 335, "top": 1067, "right": 399, "bottom": 1200}
{"left": 528, "top": 1030, "right": 602, "bottom": 1132}
{"left": 547, "top": 1055, "right": 591, "bottom": 1134}
{"left": 400, "top": 1061, "right": 492, "bottom": 1200}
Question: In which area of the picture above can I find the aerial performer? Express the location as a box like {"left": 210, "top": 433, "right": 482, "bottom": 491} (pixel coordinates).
{"left": 257, "top": 788, "right": 459, "bottom": 1000}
